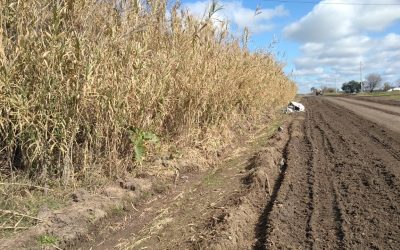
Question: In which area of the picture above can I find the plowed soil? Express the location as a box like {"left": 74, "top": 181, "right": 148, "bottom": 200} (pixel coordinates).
{"left": 72, "top": 96, "right": 400, "bottom": 250}
{"left": 266, "top": 97, "right": 400, "bottom": 249}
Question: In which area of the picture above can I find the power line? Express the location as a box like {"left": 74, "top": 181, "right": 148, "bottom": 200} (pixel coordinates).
{"left": 264, "top": 0, "right": 400, "bottom": 6}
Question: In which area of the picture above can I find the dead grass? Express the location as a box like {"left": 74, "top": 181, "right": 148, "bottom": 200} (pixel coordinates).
{"left": 0, "top": 1, "right": 296, "bottom": 184}
{"left": 0, "top": 176, "right": 67, "bottom": 237}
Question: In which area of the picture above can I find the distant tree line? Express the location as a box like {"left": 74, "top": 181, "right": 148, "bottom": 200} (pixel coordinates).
{"left": 342, "top": 80, "right": 361, "bottom": 93}
{"left": 342, "top": 73, "right": 398, "bottom": 93}
{"left": 311, "top": 73, "right": 400, "bottom": 94}
{"left": 365, "top": 73, "right": 382, "bottom": 93}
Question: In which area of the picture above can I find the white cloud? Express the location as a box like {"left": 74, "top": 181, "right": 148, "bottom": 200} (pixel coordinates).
{"left": 284, "top": 0, "right": 400, "bottom": 92}
{"left": 381, "top": 33, "right": 400, "bottom": 50}
{"left": 291, "top": 36, "right": 400, "bottom": 91}
{"left": 183, "top": 1, "right": 288, "bottom": 34}
{"left": 292, "top": 33, "right": 400, "bottom": 91}
{"left": 284, "top": 0, "right": 400, "bottom": 43}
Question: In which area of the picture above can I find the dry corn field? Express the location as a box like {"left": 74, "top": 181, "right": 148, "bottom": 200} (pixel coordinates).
{"left": 0, "top": 0, "right": 296, "bottom": 182}
{"left": 0, "top": 0, "right": 296, "bottom": 245}
{"left": 1, "top": 1, "right": 400, "bottom": 249}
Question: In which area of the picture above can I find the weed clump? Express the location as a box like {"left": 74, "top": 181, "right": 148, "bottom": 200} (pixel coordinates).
{"left": 38, "top": 234, "right": 59, "bottom": 246}
{"left": 0, "top": 0, "right": 296, "bottom": 183}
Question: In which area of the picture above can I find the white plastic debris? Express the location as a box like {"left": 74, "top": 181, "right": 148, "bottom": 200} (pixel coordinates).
{"left": 285, "top": 101, "right": 305, "bottom": 113}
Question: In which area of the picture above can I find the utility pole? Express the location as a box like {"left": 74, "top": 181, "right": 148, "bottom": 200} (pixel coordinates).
{"left": 334, "top": 70, "right": 338, "bottom": 93}
{"left": 360, "top": 61, "right": 363, "bottom": 92}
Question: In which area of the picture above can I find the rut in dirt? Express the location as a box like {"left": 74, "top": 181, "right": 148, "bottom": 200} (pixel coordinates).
{"left": 253, "top": 122, "right": 292, "bottom": 249}
{"left": 264, "top": 97, "right": 400, "bottom": 249}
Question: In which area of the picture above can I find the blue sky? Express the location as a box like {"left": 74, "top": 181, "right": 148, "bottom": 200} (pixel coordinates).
{"left": 181, "top": 0, "right": 400, "bottom": 93}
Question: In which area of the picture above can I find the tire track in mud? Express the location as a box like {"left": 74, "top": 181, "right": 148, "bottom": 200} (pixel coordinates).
{"left": 312, "top": 98, "right": 400, "bottom": 197}
{"left": 310, "top": 116, "right": 346, "bottom": 249}
{"left": 252, "top": 122, "right": 293, "bottom": 249}
{"left": 264, "top": 97, "right": 400, "bottom": 249}
{"left": 315, "top": 116, "right": 347, "bottom": 247}
{"left": 311, "top": 100, "right": 400, "bottom": 197}
{"left": 331, "top": 184, "right": 346, "bottom": 249}
{"left": 304, "top": 97, "right": 400, "bottom": 248}
{"left": 262, "top": 115, "right": 315, "bottom": 249}
{"left": 320, "top": 99, "right": 400, "bottom": 193}
{"left": 303, "top": 110, "right": 315, "bottom": 249}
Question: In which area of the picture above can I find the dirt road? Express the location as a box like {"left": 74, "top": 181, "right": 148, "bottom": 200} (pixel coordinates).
{"left": 74, "top": 97, "right": 400, "bottom": 250}
{"left": 266, "top": 97, "right": 400, "bottom": 249}
{"left": 326, "top": 96, "right": 400, "bottom": 133}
